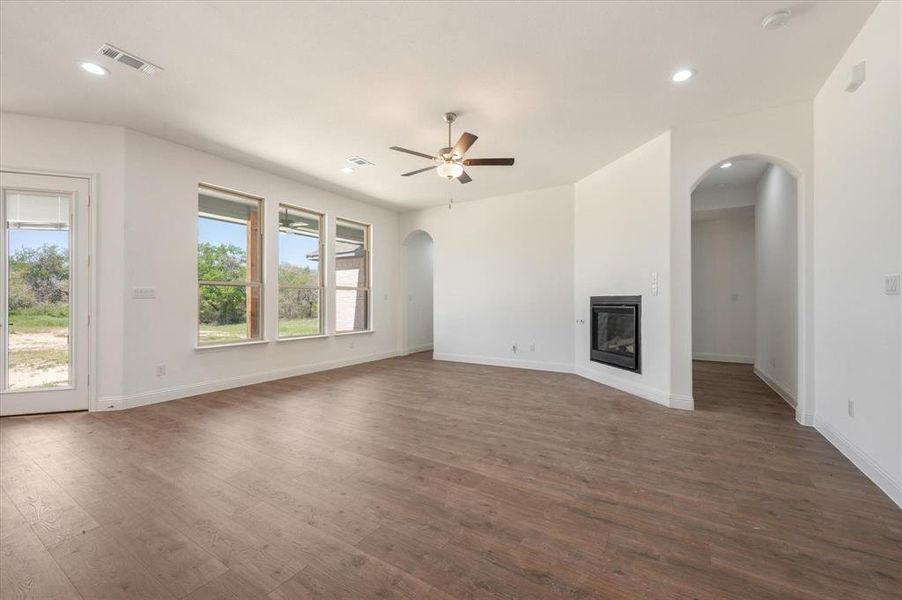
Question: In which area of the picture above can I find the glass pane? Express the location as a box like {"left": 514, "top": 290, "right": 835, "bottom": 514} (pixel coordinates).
{"left": 278, "top": 287, "right": 321, "bottom": 337}
{"left": 5, "top": 191, "right": 71, "bottom": 389}
{"left": 595, "top": 308, "right": 636, "bottom": 357}
{"left": 198, "top": 285, "right": 261, "bottom": 345}
{"left": 198, "top": 186, "right": 261, "bottom": 283}
{"left": 335, "top": 219, "right": 367, "bottom": 287}
{"left": 335, "top": 289, "right": 368, "bottom": 333}
{"left": 278, "top": 206, "right": 320, "bottom": 286}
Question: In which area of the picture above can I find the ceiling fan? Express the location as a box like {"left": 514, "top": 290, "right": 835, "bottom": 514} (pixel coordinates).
{"left": 390, "top": 112, "right": 515, "bottom": 184}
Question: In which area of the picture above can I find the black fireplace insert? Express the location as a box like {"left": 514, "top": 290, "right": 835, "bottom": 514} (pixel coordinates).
{"left": 590, "top": 295, "right": 641, "bottom": 373}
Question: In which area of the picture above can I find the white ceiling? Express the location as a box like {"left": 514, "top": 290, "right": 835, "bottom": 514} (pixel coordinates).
{"left": 0, "top": 1, "right": 876, "bottom": 211}
{"left": 694, "top": 158, "right": 772, "bottom": 192}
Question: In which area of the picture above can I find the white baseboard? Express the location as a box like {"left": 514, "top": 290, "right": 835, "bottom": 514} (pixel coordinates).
{"left": 753, "top": 365, "right": 797, "bottom": 408}
{"left": 814, "top": 416, "right": 902, "bottom": 509}
{"left": 574, "top": 366, "right": 691, "bottom": 410}
{"left": 95, "top": 350, "right": 400, "bottom": 411}
{"left": 693, "top": 353, "right": 754, "bottom": 364}
{"left": 432, "top": 352, "right": 573, "bottom": 374}
{"left": 403, "top": 343, "right": 433, "bottom": 355}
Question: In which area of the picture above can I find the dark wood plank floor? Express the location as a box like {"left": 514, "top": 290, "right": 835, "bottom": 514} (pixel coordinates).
{"left": 1, "top": 354, "right": 900, "bottom": 599}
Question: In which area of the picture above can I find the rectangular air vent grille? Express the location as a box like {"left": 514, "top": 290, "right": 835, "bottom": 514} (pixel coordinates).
{"left": 96, "top": 44, "right": 162, "bottom": 75}
{"left": 346, "top": 156, "right": 375, "bottom": 168}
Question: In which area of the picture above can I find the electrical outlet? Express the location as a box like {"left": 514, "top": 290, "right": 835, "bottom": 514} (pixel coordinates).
{"left": 512, "top": 343, "right": 519, "bottom": 354}
{"left": 847, "top": 399, "right": 855, "bottom": 418}
{"left": 885, "top": 274, "right": 900, "bottom": 295}
{"left": 155, "top": 364, "right": 166, "bottom": 377}
{"left": 530, "top": 343, "right": 535, "bottom": 352}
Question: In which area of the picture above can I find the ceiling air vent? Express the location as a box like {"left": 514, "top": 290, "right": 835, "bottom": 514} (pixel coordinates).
{"left": 96, "top": 44, "right": 162, "bottom": 75}
{"left": 346, "top": 156, "right": 375, "bottom": 168}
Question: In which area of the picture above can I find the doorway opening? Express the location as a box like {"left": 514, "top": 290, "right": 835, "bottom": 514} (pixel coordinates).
{"left": 402, "top": 230, "right": 433, "bottom": 355}
{"left": 690, "top": 157, "right": 798, "bottom": 416}
{"left": 1, "top": 171, "right": 93, "bottom": 415}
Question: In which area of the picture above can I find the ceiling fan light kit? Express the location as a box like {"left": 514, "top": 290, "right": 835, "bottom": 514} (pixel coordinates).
{"left": 390, "top": 112, "right": 515, "bottom": 184}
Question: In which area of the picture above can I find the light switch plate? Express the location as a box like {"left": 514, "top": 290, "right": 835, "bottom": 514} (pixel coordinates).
{"left": 132, "top": 287, "right": 156, "bottom": 299}
{"left": 885, "top": 274, "right": 900, "bottom": 295}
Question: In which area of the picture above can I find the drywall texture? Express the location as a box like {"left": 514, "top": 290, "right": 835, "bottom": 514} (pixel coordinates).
{"left": 404, "top": 230, "right": 434, "bottom": 351}
{"left": 691, "top": 208, "right": 756, "bottom": 364}
{"left": 400, "top": 185, "right": 576, "bottom": 372}
{"left": 813, "top": 0, "right": 901, "bottom": 502}
{"left": 0, "top": 113, "right": 127, "bottom": 399}
{"left": 670, "top": 101, "right": 814, "bottom": 416}
{"left": 574, "top": 132, "right": 676, "bottom": 406}
{"left": 755, "top": 164, "right": 798, "bottom": 401}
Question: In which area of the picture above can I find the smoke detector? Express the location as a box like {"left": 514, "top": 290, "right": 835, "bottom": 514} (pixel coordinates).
{"left": 761, "top": 9, "right": 792, "bottom": 30}
{"left": 96, "top": 44, "right": 162, "bottom": 75}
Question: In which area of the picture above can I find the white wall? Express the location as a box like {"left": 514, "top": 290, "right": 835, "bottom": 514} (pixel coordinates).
{"left": 691, "top": 186, "right": 757, "bottom": 213}
{"left": 120, "top": 129, "right": 400, "bottom": 402}
{"left": 0, "top": 113, "right": 127, "bottom": 400}
{"left": 0, "top": 113, "right": 402, "bottom": 409}
{"left": 691, "top": 208, "right": 756, "bottom": 364}
{"left": 574, "top": 132, "right": 678, "bottom": 406}
{"left": 813, "top": 0, "right": 901, "bottom": 505}
{"left": 400, "top": 185, "right": 575, "bottom": 372}
{"left": 755, "top": 164, "right": 797, "bottom": 402}
{"left": 670, "top": 101, "right": 814, "bottom": 418}
{"left": 404, "top": 230, "right": 433, "bottom": 352}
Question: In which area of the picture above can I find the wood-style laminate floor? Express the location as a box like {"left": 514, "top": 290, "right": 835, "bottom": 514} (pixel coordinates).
{"left": 1, "top": 354, "right": 900, "bottom": 599}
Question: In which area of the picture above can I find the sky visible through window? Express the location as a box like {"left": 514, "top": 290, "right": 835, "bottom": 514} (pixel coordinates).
{"left": 9, "top": 230, "right": 68, "bottom": 254}
{"left": 197, "top": 217, "right": 318, "bottom": 269}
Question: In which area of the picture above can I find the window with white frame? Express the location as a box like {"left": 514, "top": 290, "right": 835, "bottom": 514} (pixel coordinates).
{"left": 278, "top": 205, "right": 323, "bottom": 338}
{"left": 197, "top": 184, "right": 263, "bottom": 346}
{"left": 334, "top": 218, "right": 370, "bottom": 333}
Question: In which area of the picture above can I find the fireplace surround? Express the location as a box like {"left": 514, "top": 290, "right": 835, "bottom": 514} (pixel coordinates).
{"left": 590, "top": 295, "right": 641, "bottom": 373}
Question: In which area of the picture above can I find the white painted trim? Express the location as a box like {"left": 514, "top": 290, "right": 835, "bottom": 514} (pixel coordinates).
{"left": 814, "top": 416, "right": 902, "bottom": 509}
{"left": 669, "top": 393, "right": 695, "bottom": 410}
{"left": 404, "top": 343, "right": 433, "bottom": 355}
{"left": 693, "top": 353, "right": 754, "bottom": 364}
{"left": 753, "top": 365, "right": 797, "bottom": 408}
{"left": 433, "top": 353, "right": 573, "bottom": 374}
{"left": 574, "top": 366, "right": 683, "bottom": 409}
{"left": 96, "top": 350, "right": 399, "bottom": 411}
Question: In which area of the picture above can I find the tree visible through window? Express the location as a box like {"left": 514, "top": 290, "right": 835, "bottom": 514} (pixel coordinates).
{"left": 197, "top": 185, "right": 262, "bottom": 345}
{"left": 335, "top": 218, "right": 370, "bottom": 333}
{"left": 278, "top": 205, "right": 323, "bottom": 338}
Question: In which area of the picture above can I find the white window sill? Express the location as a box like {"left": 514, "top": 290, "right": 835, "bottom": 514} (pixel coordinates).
{"left": 276, "top": 334, "right": 329, "bottom": 343}
{"left": 334, "top": 329, "right": 375, "bottom": 337}
{"left": 195, "top": 339, "right": 269, "bottom": 351}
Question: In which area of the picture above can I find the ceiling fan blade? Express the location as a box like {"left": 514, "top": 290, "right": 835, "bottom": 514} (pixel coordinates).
{"left": 452, "top": 132, "right": 478, "bottom": 157}
{"left": 401, "top": 166, "right": 437, "bottom": 177}
{"left": 457, "top": 171, "right": 472, "bottom": 184}
{"left": 463, "top": 158, "right": 515, "bottom": 166}
{"left": 390, "top": 146, "right": 436, "bottom": 160}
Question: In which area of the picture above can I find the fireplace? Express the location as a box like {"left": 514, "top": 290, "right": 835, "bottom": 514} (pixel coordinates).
{"left": 590, "top": 296, "right": 641, "bottom": 373}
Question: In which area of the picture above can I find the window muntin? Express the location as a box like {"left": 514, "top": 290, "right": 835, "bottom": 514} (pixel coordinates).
{"left": 334, "top": 218, "right": 370, "bottom": 333}
{"left": 197, "top": 185, "right": 263, "bottom": 346}
{"left": 278, "top": 205, "right": 323, "bottom": 338}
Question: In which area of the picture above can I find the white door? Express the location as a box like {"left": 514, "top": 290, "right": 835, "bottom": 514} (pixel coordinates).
{"left": 1, "top": 172, "right": 91, "bottom": 415}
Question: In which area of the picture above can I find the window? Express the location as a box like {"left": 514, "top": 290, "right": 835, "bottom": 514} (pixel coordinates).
{"left": 278, "top": 205, "right": 323, "bottom": 338}
{"left": 197, "top": 185, "right": 263, "bottom": 346}
{"left": 334, "top": 218, "right": 370, "bottom": 333}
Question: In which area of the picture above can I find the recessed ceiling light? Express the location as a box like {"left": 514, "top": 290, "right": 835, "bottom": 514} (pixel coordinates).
{"left": 341, "top": 166, "right": 355, "bottom": 174}
{"left": 720, "top": 162, "right": 733, "bottom": 169}
{"left": 761, "top": 9, "right": 792, "bottom": 30}
{"left": 80, "top": 62, "right": 109, "bottom": 76}
{"left": 671, "top": 68, "right": 695, "bottom": 83}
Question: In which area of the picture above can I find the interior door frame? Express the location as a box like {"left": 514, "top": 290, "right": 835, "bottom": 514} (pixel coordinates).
{"left": 1, "top": 166, "right": 97, "bottom": 413}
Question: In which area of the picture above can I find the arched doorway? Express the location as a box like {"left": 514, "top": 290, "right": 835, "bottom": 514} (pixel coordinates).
{"left": 690, "top": 155, "right": 800, "bottom": 418}
{"left": 402, "top": 230, "right": 434, "bottom": 354}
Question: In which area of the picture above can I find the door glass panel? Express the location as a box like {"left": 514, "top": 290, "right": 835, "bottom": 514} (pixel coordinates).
{"left": 5, "top": 190, "right": 71, "bottom": 389}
